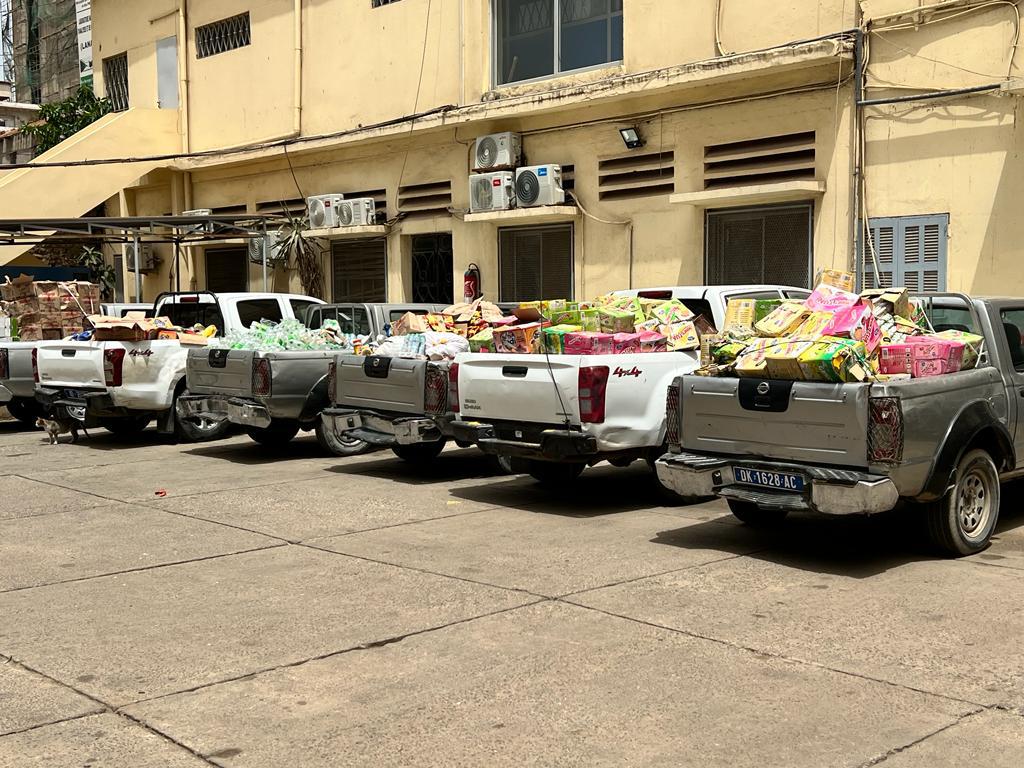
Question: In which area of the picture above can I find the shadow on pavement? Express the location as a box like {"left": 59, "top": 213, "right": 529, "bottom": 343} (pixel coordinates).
{"left": 184, "top": 432, "right": 344, "bottom": 464}
{"left": 328, "top": 447, "right": 507, "bottom": 485}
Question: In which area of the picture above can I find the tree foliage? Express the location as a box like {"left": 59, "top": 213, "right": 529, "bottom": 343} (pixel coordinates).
{"left": 22, "top": 86, "right": 112, "bottom": 155}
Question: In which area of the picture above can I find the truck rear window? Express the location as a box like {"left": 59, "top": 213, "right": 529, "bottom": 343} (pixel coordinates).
{"left": 307, "top": 306, "right": 371, "bottom": 335}
{"left": 159, "top": 303, "right": 225, "bottom": 332}
{"left": 236, "top": 299, "right": 283, "bottom": 327}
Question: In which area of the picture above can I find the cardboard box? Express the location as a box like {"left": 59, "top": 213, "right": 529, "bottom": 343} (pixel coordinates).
{"left": 493, "top": 322, "right": 544, "bottom": 354}
{"left": 805, "top": 283, "right": 860, "bottom": 312}
{"left": 861, "top": 287, "right": 910, "bottom": 320}
{"left": 723, "top": 298, "right": 756, "bottom": 334}
{"left": 548, "top": 309, "right": 582, "bottom": 326}
{"left": 822, "top": 302, "right": 882, "bottom": 353}
{"left": 816, "top": 268, "right": 856, "bottom": 293}
{"left": 612, "top": 332, "right": 642, "bottom": 354}
{"left": 563, "top": 331, "right": 614, "bottom": 355}
{"left": 639, "top": 331, "right": 667, "bottom": 353}
{"left": 542, "top": 324, "right": 583, "bottom": 353}
{"left": 469, "top": 327, "right": 493, "bottom": 353}
{"left": 578, "top": 309, "right": 601, "bottom": 332}
{"left": 598, "top": 307, "right": 636, "bottom": 334}
{"left": 392, "top": 312, "right": 431, "bottom": 335}
{"left": 660, "top": 320, "right": 700, "bottom": 351}
{"left": 700, "top": 334, "right": 724, "bottom": 367}
{"left": 765, "top": 340, "right": 814, "bottom": 380}
{"left": 797, "top": 338, "right": 867, "bottom": 383}
{"left": 650, "top": 300, "right": 694, "bottom": 326}
{"left": 754, "top": 302, "right": 811, "bottom": 337}
{"left": 754, "top": 299, "right": 783, "bottom": 324}
{"left": 913, "top": 358, "right": 951, "bottom": 378}
{"left": 934, "top": 329, "right": 983, "bottom": 369}
{"left": 793, "top": 310, "right": 834, "bottom": 340}
{"left": 17, "top": 325, "right": 62, "bottom": 341}
{"left": 712, "top": 341, "right": 747, "bottom": 364}
{"left": 879, "top": 344, "right": 914, "bottom": 375}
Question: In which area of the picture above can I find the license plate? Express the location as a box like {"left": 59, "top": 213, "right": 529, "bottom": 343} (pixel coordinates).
{"left": 734, "top": 467, "right": 805, "bottom": 492}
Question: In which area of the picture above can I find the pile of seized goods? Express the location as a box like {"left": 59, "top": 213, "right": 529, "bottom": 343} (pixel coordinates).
{"left": 463, "top": 295, "right": 716, "bottom": 356}
{"left": 0, "top": 274, "right": 101, "bottom": 341}
{"left": 78, "top": 314, "right": 218, "bottom": 345}
{"left": 698, "top": 269, "right": 983, "bottom": 382}
{"left": 214, "top": 318, "right": 367, "bottom": 352}
{"left": 374, "top": 299, "right": 510, "bottom": 361}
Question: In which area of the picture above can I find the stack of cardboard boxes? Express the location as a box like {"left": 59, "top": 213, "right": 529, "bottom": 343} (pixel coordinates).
{"left": 0, "top": 275, "right": 101, "bottom": 341}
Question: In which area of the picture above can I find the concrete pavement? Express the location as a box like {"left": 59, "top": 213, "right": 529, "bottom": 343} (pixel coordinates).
{"left": 1, "top": 415, "right": 1023, "bottom": 766}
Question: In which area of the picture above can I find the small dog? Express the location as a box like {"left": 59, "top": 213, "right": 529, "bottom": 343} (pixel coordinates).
{"left": 35, "top": 417, "right": 88, "bottom": 445}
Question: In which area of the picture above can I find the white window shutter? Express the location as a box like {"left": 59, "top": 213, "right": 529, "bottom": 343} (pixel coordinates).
{"left": 862, "top": 214, "right": 947, "bottom": 294}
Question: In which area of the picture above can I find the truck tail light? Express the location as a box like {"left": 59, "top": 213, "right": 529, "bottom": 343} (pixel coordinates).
{"left": 578, "top": 365, "right": 609, "bottom": 424}
{"left": 868, "top": 396, "right": 904, "bottom": 464}
{"left": 448, "top": 363, "right": 460, "bottom": 414}
{"left": 425, "top": 363, "right": 448, "bottom": 416}
{"left": 31, "top": 348, "right": 38, "bottom": 383}
{"left": 326, "top": 361, "right": 337, "bottom": 403}
{"left": 0, "top": 348, "right": 9, "bottom": 380}
{"left": 103, "top": 348, "right": 126, "bottom": 387}
{"left": 252, "top": 358, "right": 272, "bottom": 397}
{"left": 665, "top": 381, "right": 681, "bottom": 448}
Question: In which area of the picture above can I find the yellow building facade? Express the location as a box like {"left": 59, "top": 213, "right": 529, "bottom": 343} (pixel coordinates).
{"left": 3, "top": 1, "right": 1023, "bottom": 304}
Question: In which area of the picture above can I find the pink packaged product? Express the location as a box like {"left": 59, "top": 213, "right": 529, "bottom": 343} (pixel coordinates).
{"left": 804, "top": 283, "right": 860, "bottom": 312}
{"left": 491, "top": 315, "right": 519, "bottom": 327}
{"left": 822, "top": 301, "right": 882, "bottom": 354}
{"left": 638, "top": 331, "right": 667, "bottom": 353}
{"left": 905, "top": 336, "right": 966, "bottom": 370}
{"left": 913, "top": 358, "right": 951, "bottom": 378}
{"left": 612, "top": 332, "right": 642, "bottom": 354}
{"left": 563, "top": 331, "right": 614, "bottom": 355}
{"left": 878, "top": 344, "right": 913, "bottom": 375}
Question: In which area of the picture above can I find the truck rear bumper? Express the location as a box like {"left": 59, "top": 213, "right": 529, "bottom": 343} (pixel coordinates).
{"left": 36, "top": 387, "right": 128, "bottom": 426}
{"left": 655, "top": 452, "right": 899, "bottom": 516}
{"left": 450, "top": 419, "right": 597, "bottom": 461}
{"left": 322, "top": 408, "right": 443, "bottom": 447}
{"left": 177, "top": 395, "right": 271, "bottom": 429}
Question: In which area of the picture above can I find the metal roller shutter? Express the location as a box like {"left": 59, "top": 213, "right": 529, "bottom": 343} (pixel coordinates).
{"left": 498, "top": 224, "right": 574, "bottom": 302}
{"left": 332, "top": 239, "right": 387, "bottom": 302}
{"left": 705, "top": 203, "right": 813, "bottom": 287}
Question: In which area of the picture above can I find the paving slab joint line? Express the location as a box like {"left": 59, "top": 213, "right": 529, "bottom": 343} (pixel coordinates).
{"left": 145, "top": 505, "right": 295, "bottom": 545}
{"left": 299, "top": 503, "right": 508, "bottom": 543}
{"left": 13, "top": 473, "right": 127, "bottom": 506}
{"left": 857, "top": 707, "right": 987, "bottom": 767}
{"left": 561, "top": 600, "right": 993, "bottom": 710}
{"left": 120, "top": 598, "right": 548, "bottom": 709}
{"left": 0, "top": 543, "right": 290, "bottom": 595}
{"left": 0, "top": 709, "right": 104, "bottom": 739}
{"left": 117, "top": 710, "right": 226, "bottom": 767}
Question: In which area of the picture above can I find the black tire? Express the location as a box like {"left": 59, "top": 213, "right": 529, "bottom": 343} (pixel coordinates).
{"left": 727, "top": 499, "right": 789, "bottom": 526}
{"left": 488, "top": 454, "right": 517, "bottom": 475}
{"left": 526, "top": 460, "right": 586, "bottom": 487}
{"left": 5, "top": 398, "right": 39, "bottom": 425}
{"left": 923, "top": 448, "right": 1000, "bottom": 557}
{"left": 245, "top": 420, "right": 301, "bottom": 447}
{"left": 100, "top": 414, "right": 151, "bottom": 436}
{"left": 315, "top": 418, "right": 370, "bottom": 457}
{"left": 391, "top": 439, "right": 447, "bottom": 464}
{"left": 174, "top": 389, "right": 231, "bottom": 443}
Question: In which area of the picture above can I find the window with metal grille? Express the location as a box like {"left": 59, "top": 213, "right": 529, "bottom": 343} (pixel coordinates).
{"left": 495, "top": 0, "right": 623, "bottom": 85}
{"left": 102, "top": 53, "right": 129, "bottom": 112}
{"left": 332, "top": 239, "right": 387, "bottom": 302}
{"left": 862, "top": 215, "right": 948, "bottom": 292}
{"left": 705, "top": 204, "right": 813, "bottom": 287}
{"left": 196, "top": 13, "right": 252, "bottom": 60}
{"left": 411, "top": 234, "right": 454, "bottom": 304}
{"left": 499, "top": 224, "right": 573, "bottom": 302}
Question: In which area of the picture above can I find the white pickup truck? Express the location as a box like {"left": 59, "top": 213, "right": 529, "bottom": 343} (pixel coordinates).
{"left": 449, "top": 285, "right": 809, "bottom": 487}
{"left": 34, "top": 291, "right": 322, "bottom": 441}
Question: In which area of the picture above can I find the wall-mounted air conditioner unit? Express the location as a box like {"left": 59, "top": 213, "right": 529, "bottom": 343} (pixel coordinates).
{"left": 125, "top": 242, "right": 161, "bottom": 273}
{"left": 306, "top": 194, "right": 345, "bottom": 229}
{"left": 472, "top": 131, "right": 522, "bottom": 172}
{"left": 469, "top": 172, "right": 516, "bottom": 213}
{"left": 181, "top": 209, "right": 214, "bottom": 234}
{"left": 248, "top": 230, "right": 290, "bottom": 265}
{"left": 338, "top": 197, "right": 376, "bottom": 227}
{"left": 515, "top": 164, "right": 565, "bottom": 208}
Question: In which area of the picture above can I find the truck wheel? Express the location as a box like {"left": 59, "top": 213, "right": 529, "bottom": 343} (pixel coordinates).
{"left": 488, "top": 454, "right": 518, "bottom": 475}
{"left": 5, "top": 398, "right": 39, "bottom": 425}
{"left": 923, "top": 448, "right": 1000, "bottom": 557}
{"left": 315, "top": 419, "right": 370, "bottom": 457}
{"left": 392, "top": 440, "right": 447, "bottom": 463}
{"left": 526, "top": 460, "right": 586, "bottom": 487}
{"left": 727, "top": 499, "right": 789, "bottom": 526}
{"left": 100, "top": 415, "right": 151, "bottom": 436}
{"left": 246, "top": 420, "right": 301, "bottom": 447}
{"left": 174, "top": 389, "right": 230, "bottom": 443}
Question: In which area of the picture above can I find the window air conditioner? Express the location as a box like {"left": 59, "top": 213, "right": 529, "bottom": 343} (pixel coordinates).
{"left": 515, "top": 164, "right": 565, "bottom": 208}
{"left": 338, "top": 197, "right": 377, "bottom": 227}
{"left": 181, "top": 209, "right": 214, "bottom": 234}
{"left": 306, "top": 194, "right": 346, "bottom": 229}
{"left": 472, "top": 131, "right": 522, "bottom": 172}
{"left": 248, "top": 230, "right": 290, "bottom": 265}
{"left": 469, "top": 172, "right": 516, "bottom": 213}
{"left": 125, "top": 243, "right": 161, "bottom": 273}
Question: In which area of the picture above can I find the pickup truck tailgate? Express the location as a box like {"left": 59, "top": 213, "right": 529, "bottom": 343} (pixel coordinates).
{"left": 337, "top": 355, "right": 428, "bottom": 414}
{"left": 35, "top": 341, "right": 106, "bottom": 389}
{"left": 458, "top": 354, "right": 580, "bottom": 424}
{"left": 680, "top": 376, "right": 870, "bottom": 468}
{"left": 186, "top": 348, "right": 255, "bottom": 397}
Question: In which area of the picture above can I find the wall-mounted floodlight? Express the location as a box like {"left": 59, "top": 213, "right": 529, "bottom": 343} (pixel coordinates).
{"left": 619, "top": 126, "right": 645, "bottom": 149}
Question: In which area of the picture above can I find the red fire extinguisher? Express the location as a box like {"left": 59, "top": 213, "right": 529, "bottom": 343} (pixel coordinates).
{"left": 463, "top": 263, "right": 482, "bottom": 303}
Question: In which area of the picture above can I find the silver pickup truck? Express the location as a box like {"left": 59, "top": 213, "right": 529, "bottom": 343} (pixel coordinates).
{"left": 179, "top": 302, "right": 442, "bottom": 453}
{"left": 656, "top": 294, "right": 1024, "bottom": 557}
{"left": 0, "top": 341, "right": 40, "bottom": 424}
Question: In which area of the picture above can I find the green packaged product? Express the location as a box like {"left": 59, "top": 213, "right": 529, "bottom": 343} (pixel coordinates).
{"left": 598, "top": 306, "right": 635, "bottom": 334}
{"left": 754, "top": 299, "right": 784, "bottom": 323}
{"left": 579, "top": 309, "right": 601, "bottom": 332}
{"left": 469, "top": 327, "right": 493, "bottom": 352}
{"left": 548, "top": 309, "right": 582, "bottom": 326}
{"left": 542, "top": 324, "right": 583, "bottom": 353}
{"left": 712, "top": 341, "right": 747, "bottom": 364}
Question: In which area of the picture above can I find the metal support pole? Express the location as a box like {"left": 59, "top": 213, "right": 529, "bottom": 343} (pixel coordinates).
{"left": 175, "top": 240, "right": 182, "bottom": 293}
{"left": 133, "top": 234, "right": 142, "bottom": 303}
{"left": 262, "top": 223, "right": 269, "bottom": 291}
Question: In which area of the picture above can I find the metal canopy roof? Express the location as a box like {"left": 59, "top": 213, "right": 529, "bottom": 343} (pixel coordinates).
{"left": 0, "top": 214, "right": 290, "bottom": 245}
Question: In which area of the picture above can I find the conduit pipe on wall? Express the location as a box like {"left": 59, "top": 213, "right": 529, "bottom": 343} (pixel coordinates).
{"left": 294, "top": 0, "right": 303, "bottom": 135}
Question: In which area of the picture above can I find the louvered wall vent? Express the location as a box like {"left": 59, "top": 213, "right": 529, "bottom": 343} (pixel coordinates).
{"left": 398, "top": 181, "right": 453, "bottom": 216}
{"left": 703, "top": 131, "right": 815, "bottom": 190}
{"left": 257, "top": 198, "right": 306, "bottom": 216}
{"left": 597, "top": 152, "right": 674, "bottom": 201}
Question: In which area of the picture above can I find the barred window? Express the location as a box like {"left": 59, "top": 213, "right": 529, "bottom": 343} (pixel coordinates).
{"left": 102, "top": 53, "right": 129, "bottom": 113}
{"left": 196, "top": 13, "right": 252, "bottom": 60}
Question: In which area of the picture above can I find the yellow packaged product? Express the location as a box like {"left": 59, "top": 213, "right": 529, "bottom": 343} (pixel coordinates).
{"left": 793, "top": 310, "right": 834, "bottom": 340}
{"left": 754, "top": 301, "right": 811, "bottom": 337}
{"left": 815, "top": 268, "right": 856, "bottom": 293}
{"left": 700, "top": 334, "right": 724, "bottom": 367}
{"left": 797, "top": 337, "right": 868, "bottom": 383}
{"left": 723, "top": 298, "right": 757, "bottom": 335}
{"left": 734, "top": 338, "right": 775, "bottom": 378}
{"left": 765, "top": 340, "right": 814, "bottom": 380}
{"left": 660, "top": 320, "right": 700, "bottom": 351}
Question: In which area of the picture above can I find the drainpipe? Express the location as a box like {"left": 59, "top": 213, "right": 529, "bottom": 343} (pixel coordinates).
{"left": 177, "top": 1, "right": 190, "bottom": 154}
{"left": 294, "top": 0, "right": 303, "bottom": 135}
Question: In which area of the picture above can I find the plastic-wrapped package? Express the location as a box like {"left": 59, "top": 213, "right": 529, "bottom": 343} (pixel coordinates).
{"left": 424, "top": 331, "right": 470, "bottom": 360}
{"left": 213, "top": 318, "right": 366, "bottom": 351}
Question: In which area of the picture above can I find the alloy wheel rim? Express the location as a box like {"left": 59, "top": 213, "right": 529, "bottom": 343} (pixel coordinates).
{"left": 958, "top": 468, "right": 992, "bottom": 540}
